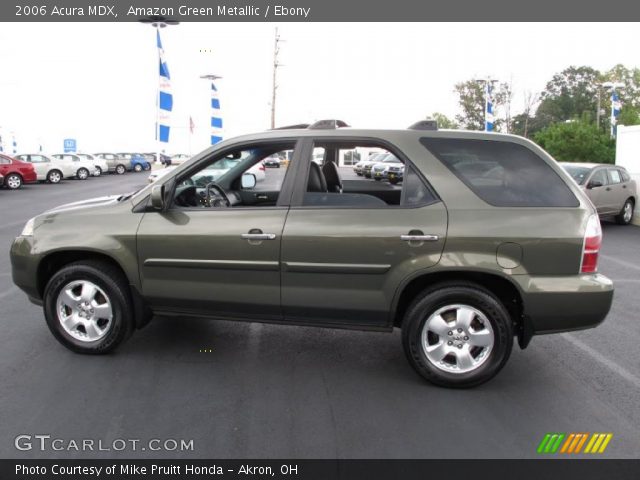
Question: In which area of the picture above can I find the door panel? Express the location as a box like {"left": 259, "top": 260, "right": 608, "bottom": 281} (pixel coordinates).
{"left": 607, "top": 168, "right": 626, "bottom": 213}
{"left": 281, "top": 205, "right": 447, "bottom": 326}
{"left": 585, "top": 169, "right": 610, "bottom": 214}
{"left": 137, "top": 209, "right": 288, "bottom": 319}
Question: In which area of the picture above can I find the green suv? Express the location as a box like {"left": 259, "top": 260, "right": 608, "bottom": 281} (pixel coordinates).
{"left": 10, "top": 121, "right": 614, "bottom": 388}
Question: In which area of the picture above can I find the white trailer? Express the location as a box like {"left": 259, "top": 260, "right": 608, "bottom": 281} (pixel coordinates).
{"left": 615, "top": 125, "right": 640, "bottom": 225}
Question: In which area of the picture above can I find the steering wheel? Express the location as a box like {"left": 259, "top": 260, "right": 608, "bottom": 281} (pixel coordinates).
{"left": 205, "top": 182, "right": 231, "bottom": 208}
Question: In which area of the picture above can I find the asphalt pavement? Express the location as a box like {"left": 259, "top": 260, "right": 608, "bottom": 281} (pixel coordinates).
{"left": 0, "top": 169, "right": 639, "bottom": 459}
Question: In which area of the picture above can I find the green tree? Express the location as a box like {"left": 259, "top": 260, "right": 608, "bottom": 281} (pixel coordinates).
{"left": 534, "top": 120, "right": 615, "bottom": 163}
{"left": 453, "top": 80, "right": 511, "bottom": 131}
{"left": 429, "top": 112, "right": 459, "bottom": 129}
{"left": 535, "top": 66, "right": 601, "bottom": 129}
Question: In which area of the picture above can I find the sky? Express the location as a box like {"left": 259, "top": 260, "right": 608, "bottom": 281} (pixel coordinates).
{"left": 0, "top": 22, "right": 639, "bottom": 154}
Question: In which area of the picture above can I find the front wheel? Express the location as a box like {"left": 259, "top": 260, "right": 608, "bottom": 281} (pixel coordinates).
{"left": 94, "top": 166, "right": 102, "bottom": 176}
{"left": 47, "top": 170, "right": 62, "bottom": 184}
{"left": 402, "top": 282, "right": 513, "bottom": 388}
{"left": 43, "top": 261, "right": 135, "bottom": 354}
{"left": 615, "top": 199, "right": 635, "bottom": 225}
{"left": 76, "top": 168, "right": 89, "bottom": 180}
{"left": 134, "top": 164, "right": 143, "bottom": 172}
{"left": 143, "top": 163, "right": 151, "bottom": 171}
{"left": 5, "top": 173, "right": 23, "bottom": 189}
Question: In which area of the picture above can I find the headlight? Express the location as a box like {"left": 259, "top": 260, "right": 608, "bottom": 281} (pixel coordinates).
{"left": 21, "top": 217, "right": 35, "bottom": 237}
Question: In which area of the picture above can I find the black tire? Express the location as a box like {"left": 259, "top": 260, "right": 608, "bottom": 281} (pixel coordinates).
{"left": 356, "top": 172, "right": 363, "bottom": 176}
{"left": 615, "top": 198, "right": 635, "bottom": 225}
{"left": 76, "top": 168, "right": 89, "bottom": 180}
{"left": 47, "top": 169, "right": 62, "bottom": 184}
{"left": 94, "top": 166, "right": 102, "bottom": 176}
{"left": 43, "top": 260, "right": 135, "bottom": 354}
{"left": 115, "top": 164, "right": 126, "bottom": 175}
{"left": 5, "top": 173, "right": 23, "bottom": 189}
{"left": 401, "top": 282, "right": 513, "bottom": 388}
{"left": 389, "top": 178, "right": 399, "bottom": 185}
{"left": 134, "top": 164, "right": 143, "bottom": 172}
{"left": 143, "top": 163, "right": 151, "bottom": 171}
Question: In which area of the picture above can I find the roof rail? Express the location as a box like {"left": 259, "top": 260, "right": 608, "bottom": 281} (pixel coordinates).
{"left": 272, "top": 123, "right": 310, "bottom": 130}
{"left": 308, "top": 119, "right": 350, "bottom": 130}
{"left": 408, "top": 120, "right": 438, "bottom": 131}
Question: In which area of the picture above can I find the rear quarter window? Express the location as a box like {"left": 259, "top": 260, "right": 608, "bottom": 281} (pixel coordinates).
{"left": 421, "top": 138, "right": 579, "bottom": 207}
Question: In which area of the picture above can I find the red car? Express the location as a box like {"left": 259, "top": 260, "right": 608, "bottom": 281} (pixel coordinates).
{"left": 0, "top": 153, "right": 37, "bottom": 189}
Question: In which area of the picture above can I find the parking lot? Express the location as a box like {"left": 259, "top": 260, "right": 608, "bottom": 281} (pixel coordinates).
{"left": 0, "top": 170, "right": 639, "bottom": 459}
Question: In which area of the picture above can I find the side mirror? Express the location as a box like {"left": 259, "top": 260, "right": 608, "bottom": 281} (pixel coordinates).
{"left": 587, "top": 180, "right": 603, "bottom": 189}
{"left": 241, "top": 173, "right": 256, "bottom": 190}
{"left": 150, "top": 184, "right": 165, "bottom": 210}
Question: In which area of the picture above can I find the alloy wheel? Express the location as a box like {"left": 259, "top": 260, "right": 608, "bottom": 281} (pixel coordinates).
{"left": 421, "top": 304, "right": 494, "bottom": 374}
{"left": 6, "top": 174, "right": 22, "bottom": 189}
{"left": 56, "top": 280, "right": 113, "bottom": 342}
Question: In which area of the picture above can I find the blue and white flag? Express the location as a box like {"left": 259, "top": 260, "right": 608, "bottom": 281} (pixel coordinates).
{"left": 12, "top": 134, "right": 17, "bottom": 154}
{"left": 611, "top": 91, "right": 621, "bottom": 138}
{"left": 157, "top": 30, "right": 172, "bottom": 143}
{"left": 485, "top": 83, "right": 494, "bottom": 132}
{"left": 210, "top": 82, "right": 223, "bottom": 145}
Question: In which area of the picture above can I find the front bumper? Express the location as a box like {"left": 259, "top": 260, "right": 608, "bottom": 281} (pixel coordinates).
{"left": 10, "top": 236, "right": 41, "bottom": 303}
{"left": 515, "top": 273, "right": 614, "bottom": 335}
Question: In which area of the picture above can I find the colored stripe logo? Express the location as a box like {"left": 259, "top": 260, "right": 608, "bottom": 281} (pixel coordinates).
{"left": 537, "top": 433, "right": 613, "bottom": 454}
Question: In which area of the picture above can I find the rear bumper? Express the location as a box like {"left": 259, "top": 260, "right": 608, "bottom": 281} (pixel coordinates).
{"left": 515, "top": 273, "right": 614, "bottom": 335}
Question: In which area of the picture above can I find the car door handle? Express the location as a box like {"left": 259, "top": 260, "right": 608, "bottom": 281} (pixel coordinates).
{"left": 400, "top": 234, "right": 439, "bottom": 242}
{"left": 241, "top": 233, "right": 276, "bottom": 241}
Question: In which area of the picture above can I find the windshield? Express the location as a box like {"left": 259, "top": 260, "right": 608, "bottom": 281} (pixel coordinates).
{"left": 561, "top": 164, "right": 592, "bottom": 185}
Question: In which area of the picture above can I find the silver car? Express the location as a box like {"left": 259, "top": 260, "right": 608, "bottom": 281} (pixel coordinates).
{"left": 561, "top": 162, "right": 637, "bottom": 225}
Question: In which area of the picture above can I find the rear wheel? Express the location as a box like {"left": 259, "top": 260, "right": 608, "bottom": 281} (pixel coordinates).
{"left": 389, "top": 178, "right": 400, "bottom": 185}
{"left": 43, "top": 261, "right": 135, "bottom": 354}
{"left": 143, "top": 163, "right": 151, "bottom": 171}
{"left": 134, "top": 164, "right": 143, "bottom": 172}
{"left": 5, "top": 173, "right": 23, "bottom": 189}
{"left": 94, "top": 166, "right": 102, "bottom": 176}
{"left": 615, "top": 198, "right": 635, "bottom": 225}
{"left": 402, "top": 282, "right": 513, "bottom": 388}
{"left": 47, "top": 170, "right": 62, "bottom": 184}
{"left": 76, "top": 168, "right": 89, "bottom": 180}
{"left": 115, "top": 164, "right": 126, "bottom": 175}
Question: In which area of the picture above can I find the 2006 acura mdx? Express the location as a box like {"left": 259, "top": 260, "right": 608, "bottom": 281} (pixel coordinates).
{"left": 10, "top": 120, "right": 614, "bottom": 388}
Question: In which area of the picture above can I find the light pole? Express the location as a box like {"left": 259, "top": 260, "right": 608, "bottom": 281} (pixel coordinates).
{"left": 270, "top": 28, "right": 284, "bottom": 129}
{"left": 474, "top": 78, "right": 497, "bottom": 132}
{"left": 140, "top": 16, "right": 179, "bottom": 163}
{"left": 200, "top": 74, "right": 223, "bottom": 146}
{"left": 597, "top": 81, "right": 624, "bottom": 137}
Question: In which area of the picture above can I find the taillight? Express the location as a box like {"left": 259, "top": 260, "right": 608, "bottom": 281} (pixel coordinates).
{"left": 259, "top": 165, "right": 265, "bottom": 171}
{"left": 581, "top": 214, "right": 602, "bottom": 273}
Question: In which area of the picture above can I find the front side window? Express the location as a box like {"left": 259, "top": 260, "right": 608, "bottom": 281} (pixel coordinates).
{"left": 171, "top": 142, "right": 295, "bottom": 209}
{"left": 589, "top": 169, "right": 608, "bottom": 186}
{"left": 302, "top": 141, "right": 437, "bottom": 208}
{"left": 422, "top": 138, "right": 579, "bottom": 207}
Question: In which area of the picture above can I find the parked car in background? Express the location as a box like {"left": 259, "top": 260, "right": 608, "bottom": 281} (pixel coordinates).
{"left": 171, "top": 154, "right": 190, "bottom": 165}
{"left": 76, "top": 153, "right": 108, "bottom": 176}
{"left": 360, "top": 153, "right": 388, "bottom": 178}
{"left": 561, "top": 163, "right": 637, "bottom": 225}
{"left": 94, "top": 153, "right": 129, "bottom": 175}
{"left": 262, "top": 155, "right": 281, "bottom": 168}
{"left": 0, "top": 153, "right": 37, "bottom": 189}
{"left": 15, "top": 154, "right": 76, "bottom": 184}
{"left": 372, "top": 154, "right": 403, "bottom": 181}
{"left": 0, "top": 173, "right": 4, "bottom": 187}
{"left": 117, "top": 153, "right": 151, "bottom": 172}
{"left": 148, "top": 166, "right": 177, "bottom": 184}
{"left": 51, "top": 154, "right": 97, "bottom": 180}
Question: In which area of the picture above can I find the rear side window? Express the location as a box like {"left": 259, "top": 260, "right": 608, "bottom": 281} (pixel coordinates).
{"left": 421, "top": 138, "right": 579, "bottom": 207}
{"left": 608, "top": 168, "right": 622, "bottom": 184}
{"left": 620, "top": 169, "right": 631, "bottom": 182}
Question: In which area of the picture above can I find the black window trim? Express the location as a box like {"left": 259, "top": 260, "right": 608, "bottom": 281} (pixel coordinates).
{"left": 289, "top": 136, "right": 442, "bottom": 210}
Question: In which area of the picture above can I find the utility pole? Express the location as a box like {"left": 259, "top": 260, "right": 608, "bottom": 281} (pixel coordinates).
{"left": 270, "top": 28, "right": 283, "bottom": 129}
